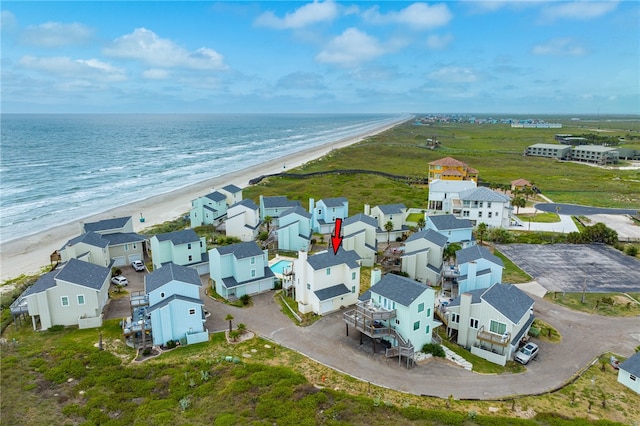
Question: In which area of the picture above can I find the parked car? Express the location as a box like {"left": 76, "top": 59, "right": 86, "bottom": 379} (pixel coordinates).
{"left": 111, "top": 275, "right": 129, "bottom": 286}
{"left": 131, "top": 260, "right": 145, "bottom": 272}
{"left": 515, "top": 342, "right": 539, "bottom": 364}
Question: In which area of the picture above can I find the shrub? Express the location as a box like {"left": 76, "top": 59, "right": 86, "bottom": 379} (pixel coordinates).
{"left": 240, "top": 294, "right": 251, "bottom": 305}
{"left": 48, "top": 324, "right": 64, "bottom": 332}
{"left": 258, "top": 231, "right": 269, "bottom": 241}
{"left": 111, "top": 267, "right": 122, "bottom": 277}
{"left": 421, "top": 343, "right": 445, "bottom": 358}
{"left": 165, "top": 340, "right": 177, "bottom": 349}
{"left": 625, "top": 244, "right": 638, "bottom": 257}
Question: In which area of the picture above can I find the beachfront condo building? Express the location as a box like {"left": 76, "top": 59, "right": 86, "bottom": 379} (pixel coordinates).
{"left": 428, "top": 157, "right": 479, "bottom": 184}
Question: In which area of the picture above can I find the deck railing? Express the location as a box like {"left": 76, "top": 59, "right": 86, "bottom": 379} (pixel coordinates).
{"left": 476, "top": 325, "right": 510, "bottom": 347}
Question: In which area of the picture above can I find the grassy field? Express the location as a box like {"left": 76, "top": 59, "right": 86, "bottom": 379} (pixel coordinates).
{"left": 2, "top": 320, "right": 636, "bottom": 425}
{"left": 492, "top": 248, "right": 533, "bottom": 284}
{"left": 544, "top": 292, "right": 640, "bottom": 317}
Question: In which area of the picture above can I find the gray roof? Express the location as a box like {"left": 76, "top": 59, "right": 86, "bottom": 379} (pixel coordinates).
{"left": 155, "top": 229, "right": 200, "bottom": 245}
{"left": 229, "top": 198, "right": 258, "bottom": 210}
{"left": 222, "top": 184, "right": 242, "bottom": 193}
{"left": 214, "top": 241, "right": 264, "bottom": 259}
{"left": 343, "top": 213, "right": 378, "bottom": 228}
{"left": 307, "top": 249, "right": 361, "bottom": 270}
{"left": 148, "top": 294, "right": 203, "bottom": 313}
{"left": 447, "top": 288, "right": 485, "bottom": 307}
{"left": 456, "top": 245, "right": 504, "bottom": 267}
{"left": 368, "top": 273, "right": 430, "bottom": 307}
{"left": 205, "top": 191, "right": 226, "bottom": 202}
{"left": 481, "top": 283, "right": 534, "bottom": 324}
{"left": 376, "top": 203, "right": 406, "bottom": 215}
{"left": 145, "top": 262, "right": 201, "bottom": 294}
{"left": 61, "top": 231, "right": 109, "bottom": 250}
{"left": 459, "top": 187, "right": 510, "bottom": 203}
{"left": 22, "top": 271, "right": 58, "bottom": 296}
{"left": 55, "top": 258, "right": 110, "bottom": 290}
{"left": 315, "top": 283, "right": 350, "bottom": 301}
{"left": 319, "top": 197, "right": 348, "bottom": 208}
{"left": 428, "top": 214, "right": 472, "bottom": 231}
{"left": 405, "top": 229, "right": 448, "bottom": 247}
{"left": 261, "top": 196, "right": 301, "bottom": 209}
{"left": 619, "top": 351, "right": 640, "bottom": 376}
{"left": 280, "top": 205, "right": 311, "bottom": 219}
{"left": 102, "top": 232, "right": 145, "bottom": 245}
{"left": 220, "top": 267, "right": 275, "bottom": 288}
{"left": 83, "top": 216, "right": 131, "bottom": 233}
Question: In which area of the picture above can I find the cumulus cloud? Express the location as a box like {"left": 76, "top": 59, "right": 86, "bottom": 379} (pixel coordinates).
{"left": 18, "top": 55, "right": 126, "bottom": 81}
{"left": 276, "top": 71, "right": 325, "bottom": 90}
{"left": 532, "top": 38, "right": 587, "bottom": 56}
{"left": 20, "top": 22, "right": 94, "bottom": 47}
{"left": 428, "top": 66, "right": 478, "bottom": 83}
{"left": 541, "top": 1, "right": 618, "bottom": 21}
{"left": 103, "top": 28, "right": 226, "bottom": 70}
{"left": 1, "top": 10, "right": 18, "bottom": 32}
{"left": 255, "top": 0, "right": 338, "bottom": 29}
{"left": 316, "top": 28, "right": 386, "bottom": 66}
{"left": 362, "top": 2, "right": 452, "bottom": 29}
{"left": 426, "top": 33, "right": 453, "bottom": 50}
{"left": 142, "top": 68, "right": 170, "bottom": 80}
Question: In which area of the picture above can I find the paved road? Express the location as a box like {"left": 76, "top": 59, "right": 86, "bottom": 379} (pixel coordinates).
{"left": 203, "top": 289, "right": 640, "bottom": 400}
{"left": 534, "top": 203, "right": 638, "bottom": 216}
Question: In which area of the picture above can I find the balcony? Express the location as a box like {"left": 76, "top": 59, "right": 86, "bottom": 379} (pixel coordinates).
{"left": 476, "top": 325, "right": 510, "bottom": 348}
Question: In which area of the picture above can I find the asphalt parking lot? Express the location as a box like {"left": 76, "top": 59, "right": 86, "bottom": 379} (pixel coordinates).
{"left": 496, "top": 243, "right": 640, "bottom": 293}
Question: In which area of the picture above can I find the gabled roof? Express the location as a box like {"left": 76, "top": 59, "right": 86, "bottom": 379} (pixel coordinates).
{"left": 222, "top": 184, "right": 242, "bottom": 194}
{"left": 307, "top": 249, "right": 360, "bottom": 270}
{"left": 456, "top": 245, "right": 504, "bottom": 267}
{"left": 83, "top": 217, "right": 131, "bottom": 233}
{"left": 343, "top": 213, "right": 378, "bottom": 229}
{"left": 61, "top": 231, "right": 109, "bottom": 250}
{"left": 204, "top": 191, "right": 226, "bottom": 202}
{"left": 368, "top": 273, "right": 430, "bottom": 307}
{"left": 214, "top": 241, "right": 264, "bottom": 259}
{"left": 428, "top": 214, "right": 472, "bottom": 231}
{"left": 261, "top": 196, "right": 301, "bottom": 209}
{"left": 220, "top": 267, "right": 275, "bottom": 288}
{"left": 619, "top": 352, "right": 640, "bottom": 376}
{"left": 428, "top": 179, "right": 477, "bottom": 193}
{"left": 280, "top": 205, "right": 311, "bottom": 219}
{"left": 145, "top": 262, "right": 201, "bottom": 294}
{"left": 405, "top": 229, "right": 448, "bottom": 247}
{"left": 314, "top": 283, "right": 350, "bottom": 301}
{"left": 154, "top": 229, "right": 200, "bottom": 245}
{"left": 55, "top": 258, "right": 110, "bottom": 290}
{"left": 22, "top": 271, "right": 58, "bottom": 296}
{"left": 229, "top": 199, "right": 258, "bottom": 211}
{"left": 459, "top": 187, "right": 510, "bottom": 203}
{"left": 317, "top": 197, "right": 348, "bottom": 208}
{"left": 442, "top": 169, "right": 465, "bottom": 176}
{"left": 447, "top": 288, "right": 485, "bottom": 307}
{"left": 511, "top": 178, "right": 531, "bottom": 186}
{"left": 102, "top": 232, "right": 146, "bottom": 245}
{"left": 148, "top": 294, "right": 203, "bottom": 312}
{"left": 481, "top": 283, "right": 534, "bottom": 324}
{"left": 429, "top": 157, "right": 467, "bottom": 167}
{"left": 375, "top": 203, "right": 406, "bottom": 215}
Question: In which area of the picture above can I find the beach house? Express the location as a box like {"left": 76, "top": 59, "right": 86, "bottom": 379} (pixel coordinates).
{"left": 292, "top": 249, "right": 361, "bottom": 315}
{"left": 617, "top": 352, "right": 640, "bottom": 394}
{"left": 276, "top": 206, "right": 312, "bottom": 252}
{"left": 190, "top": 190, "right": 228, "bottom": 228}
{"left": 427, "top": 179, "right": 477, "bottom": 215}
{"left": 401, "top": 229, "right": 448, "bottom": 286}
{"left": 225, "top": 199, "right": 261, "bottom": 242}
{"left": 259, "top": 195, "right": 301, "bottom": 227}
{"left": 455, "top": 245, "right": 504, "bottom": 294}
{"left": 365, "top": 203, "right": 408, "bottom": 243}
{"left": 427, "top": 157, "right": 479, "bottom": 184}
{"left": 11, "top": 258, "right": 111, "bottom": 330}
{"left": 209, "top": 241, "right": 275, "bottom": 300}
{"left": 458, "top": 187, "right": 512, "bottom": 228}
{"left": 220, "top": 184, "right": 243, "bottom": 206}
{"left": 342, "top": 213, "right": 379, "bottom": 267}
{"left": 309, "top": 197, "right": 349, "bottom": 234}
{"left": 442, "top": 283, "right": 535, "bottom": 366}
{"left": 426, "top": 214, "right": 475, "bottom": 248}
{"left": 149, "top": 229, "right": 209, "bottom": 275}
{"left": 344, "top": 271, "right": 439, "bottom": 366}
{"left": 145, "top": 262, "right": 208, "bottom": 346}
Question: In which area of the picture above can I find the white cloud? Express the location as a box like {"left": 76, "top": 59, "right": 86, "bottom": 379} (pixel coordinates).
{"left": 532, "top": 38, "right": 587, "bottom": 56}
{"left": 1, "top": 10, "right": 18, "bottom": 32}
{"left": 428, "top": 66, "right": 478, "bottom": 83}
{"left": 316, "top": 28, "right": 386, "bottom": 66}
{"left": 362, "top": 3, "right": 452, "bottom": 29}
{"left": 255, "top": 0, "right": 338, "bottom": 29}
{"left": 276, "top": 71, "right": 325, "bottom": 90}
{"left": 541, "top": 1, "right": 618, "bottom": 21}
{"left": 20, "top": 22, "right": 93, "bottom": 47}
{"left": 426, "top": 33, "right": 453, "bottom": 50}
{"left": 18, "top": 55, "right": 126, "bottom": 81}
{"left": 142, "top": 68, "right": 169, "bottom": 80}
{"left": 103, "top": 28, "right": 226, "bottom": 70}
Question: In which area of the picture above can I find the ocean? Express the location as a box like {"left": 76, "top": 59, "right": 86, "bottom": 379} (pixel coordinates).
{"left": 0, "top": 113, "right": 408, "bottom": 243}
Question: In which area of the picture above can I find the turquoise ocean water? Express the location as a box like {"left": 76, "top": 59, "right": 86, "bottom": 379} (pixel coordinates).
{"left": 0, "top": 113, "right": 407, "bottom": 243}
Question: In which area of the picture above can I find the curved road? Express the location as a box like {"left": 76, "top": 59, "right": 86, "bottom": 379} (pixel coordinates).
{"left": 204, "top": 290, "right": 640, "bottom": 400}
{"left": 534, "top": 203, "right": 638, "bottom": 216}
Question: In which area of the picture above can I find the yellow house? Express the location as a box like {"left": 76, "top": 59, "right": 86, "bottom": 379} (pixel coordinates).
{"left": 428, "top": 157, "right": 478, "bottom": 184}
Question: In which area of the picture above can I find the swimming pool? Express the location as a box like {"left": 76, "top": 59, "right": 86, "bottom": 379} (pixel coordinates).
{"left": 270, "top": 260, "right": 292, "bottom": 275}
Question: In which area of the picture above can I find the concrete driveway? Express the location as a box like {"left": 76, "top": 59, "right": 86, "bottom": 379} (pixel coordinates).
{"left": 201, "top": 289, "right": 640, "bottom": 400}
{"left": 496, "top": 244, "right": 640, "bottom": 293}
{"left": 103, "top": 264, "right": 147, "bottom": 320}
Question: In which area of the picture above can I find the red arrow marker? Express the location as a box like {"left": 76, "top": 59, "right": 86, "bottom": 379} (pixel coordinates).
{"left": 331, "top": 218, "right": 343, "bottom": 255}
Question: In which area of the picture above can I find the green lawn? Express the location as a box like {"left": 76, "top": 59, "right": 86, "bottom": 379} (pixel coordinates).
{"left": 492, "top": 248, "right": 533, "bottom": 284}
{"left": 544, "top": 292, "right": 640, "bottom": 317}
{"left": 516, "top": 212, "right": 561, "bottom": 223}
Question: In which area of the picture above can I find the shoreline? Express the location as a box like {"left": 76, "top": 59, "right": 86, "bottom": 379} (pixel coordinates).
{"left": 0, "top": 117, "right": 410, "bottom": 282}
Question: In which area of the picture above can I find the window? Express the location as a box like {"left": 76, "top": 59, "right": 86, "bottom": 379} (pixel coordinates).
{"left": 450, "top": 313, "right": 459, "bottom": 323}
{"left": 490, "top": 320, "right": 507, "bottom": 335}
{"left": 495, "top": 212, "right": 499, "bottom": 217}
{"left": 77, "top": 295, "right": 85, "bottom": 305}
{"left": 426, "top": 308, "right": 431, "bottom": 317}
{"left": 395, "top": 319, "right": 400, "bottom": 325}
{"left": 351, "top": 286, "right": 356, "bottom": 294}
{"left": 307, "top": 283, "right": 311, "bottom": 290}
{"left": 187, "top": 243, "right": 192, "bottom": 249}
{"left": 478, "top": 212, "right": 483, "bottom": 218}
{"left": 318, "top": 209, "right": 322, "bottom": 215}
{"left": 61, "top": 296, "right": 69, "bottom": 307}
{"left": 462, "top": 211, "right": 470, "bottom": 217}
{"left": 413, "top": 321, "right": 420, "bottom": 331}
{"left": 469, "top": 318, "right": 479, "bottom": 329}
{"left": 630, "top": 375, "right": 637, "bottom": 382}
{"left": 479, "top": 202, "right": 483, "bottom": 208}
{"left": 332, "top": 208, "right": 335, "bottom": 213}
{"left": 188, "top": 255, "right": 193, "bottom": 262}
{"left": 488, "top": 212, "right": 493, "bottom": 218}
{"left": 351, "top": 272, "right": 356, "bottom": 280}
{"left": 160, "top": 292, "right": 165, "bottom": 298}
{"left": 487, "top": 202, "right": 492, "bottom": 208}
{"left": 189, "top": 308, "right": 196, "bottom": 315}
{"left": 418, "top": 302, "right": 424, "bottom": 313}
{"left": 251, "top": 257, "right": 255, "bottom": 264}
{"left": 199, "top": 241, "right": 202, "bottom": 247}
{"left": 251, "top": 269, "right": 256, "bottom": 278}
{"left": 425, "top": 325, "right": 430, "bottom": 334}
{"left": 326, "top": 268, "right": 331, "bottom": 275}
{"left": 124, "top": 244, "right": 129, "bottom": 251}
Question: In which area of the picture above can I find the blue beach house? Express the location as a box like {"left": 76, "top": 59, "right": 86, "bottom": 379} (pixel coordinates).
{"left": 309, "top": 197, "right": 349, "bottom": 234}
{"left": 342, "top": 213, "right": 379, "bottom": 267}
{"left": 455, "top": 245, "right": 504, "bottom": 294}
{"left": 277, "top": 206, "right": 312, "bottom": 252}
{"left": 426, "top": 214, "right": 475, "bottom": 248}
{"left": 190, "top": 191, "right": 228, "bottom": 228}
{"left": 149, "top": 229, "right": 208, "bottom": 275}
{"left": 259, "top": 195, "right": 301, "bottom": 227}
{"left": 401, "top": 229, "right": 448, "bottom": 286}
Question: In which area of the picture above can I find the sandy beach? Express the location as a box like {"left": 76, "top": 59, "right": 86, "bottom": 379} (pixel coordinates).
{"left": 0, "top": 118, "right": 408, "bottom": 283}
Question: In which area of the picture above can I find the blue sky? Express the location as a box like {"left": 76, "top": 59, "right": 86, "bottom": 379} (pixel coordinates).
{"left": 1, "top": 1, "right": 638, "bottom": 114}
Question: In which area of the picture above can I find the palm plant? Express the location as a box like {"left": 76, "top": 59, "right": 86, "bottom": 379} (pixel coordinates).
{"left": 476, "top": 222, "right": 488, "bottom": 246}
{"left": 384, "top": 220, "right": 394, "bottom": 243}
{"left": 224, "top": 314, "right": 234, "bottom": 333}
